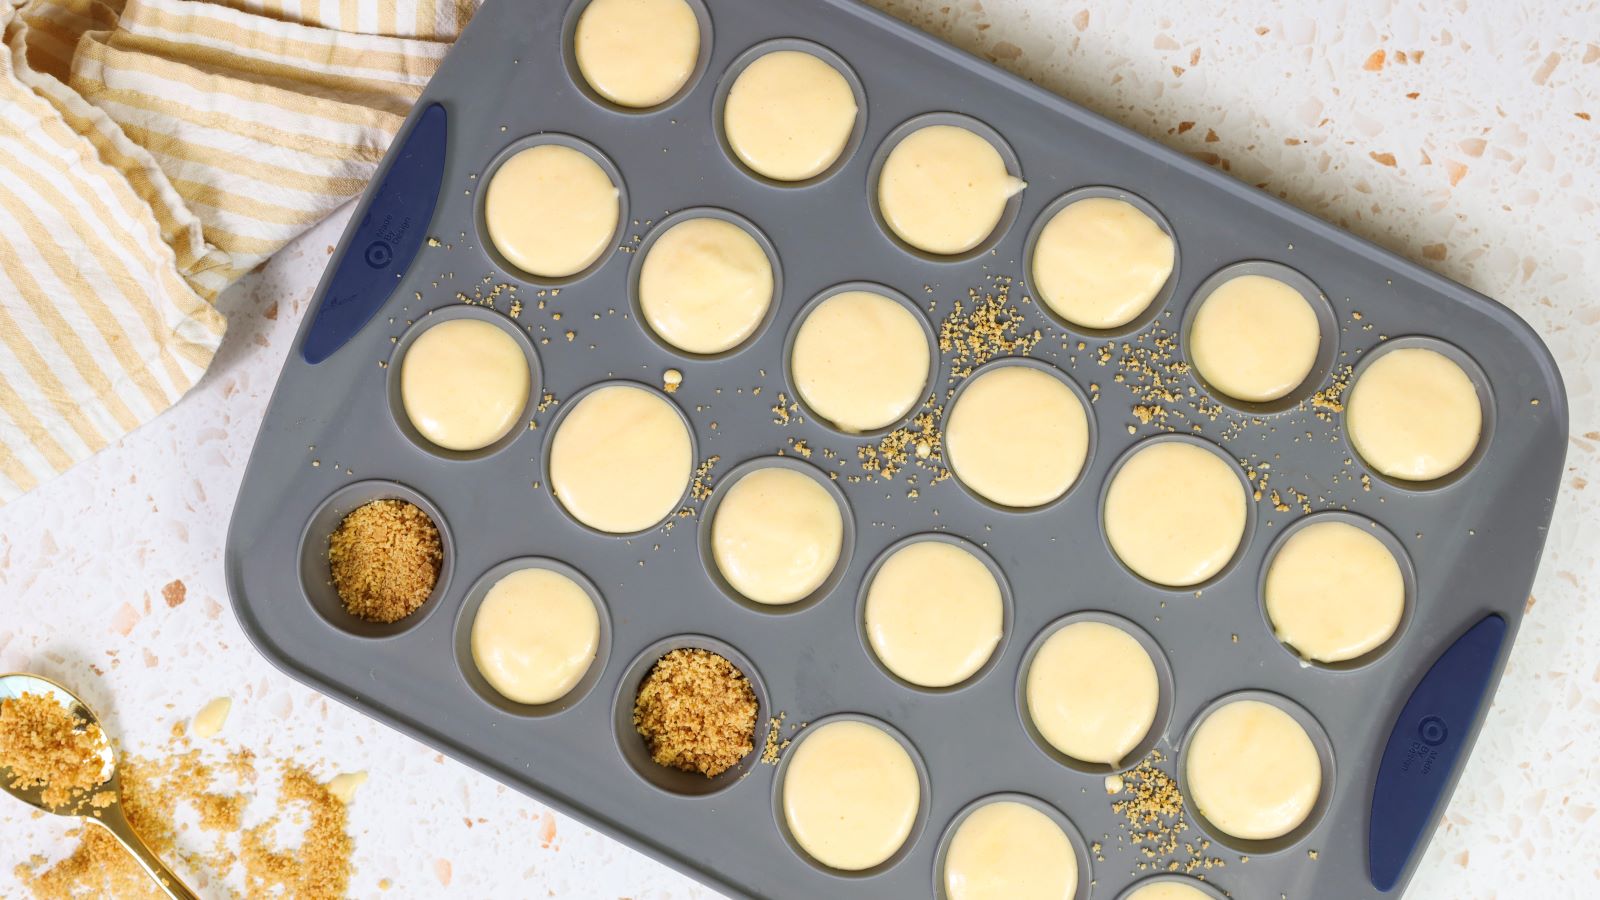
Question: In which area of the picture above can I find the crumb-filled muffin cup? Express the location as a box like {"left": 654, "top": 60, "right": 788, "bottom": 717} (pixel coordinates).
{"left": 297, "top": 481, "right": 454, "bottom": 639}
{"left": 612, "top": 635, "right": 769, "bottom": 797}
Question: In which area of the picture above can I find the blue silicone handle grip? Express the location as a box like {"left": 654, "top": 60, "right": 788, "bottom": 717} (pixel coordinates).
{"left": 301, "top": 102, "right": 448, "bottom": 365}
{"left": 1368, "top": 613, "right": 1507, "bottom": 891}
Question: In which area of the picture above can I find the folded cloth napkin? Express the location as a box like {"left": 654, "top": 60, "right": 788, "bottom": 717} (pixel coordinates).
{"left": 0, "top": 0, "right": 478, "bottom": 502}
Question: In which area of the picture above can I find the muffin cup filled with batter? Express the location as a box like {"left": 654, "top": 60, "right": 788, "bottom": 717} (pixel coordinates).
{"left": 1023, "top": 186, "right": 1180, "bottom": 337}
{"left": 932, "top": 793, "right": 1090, "bottom": 900}
{"left": 868, "top": 112, "right": 1025, "bottom": 261}
{"left": 562, "top": 0, "right": 711, "bottom": 112}
{"left": 943, "top": 358, "right": 1095, "bottom": 511}
{"left": 713, "top": 39, "right": 867, "bottom": 186}
{"left": 475, "top": 134, "right": 627, "bottom": 285}
{"left": 1016, "top": 611, "right": 1174, "bottom": 774}
{"left": 1115, "top": 875, "right": 1230, "bottom": 900}
{"left": 544, "top": 380, "right": 696, "bottom": 535}
{"left": 628, "top": 207, "right": 782, "bottom": 359}
{"left": 772, "top": 712, "right": 931, "bottom": 875}
{"left": 1343, "top": 335, "right": 1495, "bottom": 489}
{"left": 386, "top": 305, "right": 539, "bottom": 460}
{"left": 699, "top": 456, "right": 854, "bottom": 614}
{"left": 784, "top": 282, "right": 938, "bottom": 436}
{"left": 1178, "top": 691, "right": 1336, "bottom": 853}
{"left": 1179, "top": 261, "right": 1338, "bottom": 413}
{"left": 613, "top": 635, "right": 769, "bottom": 797}
{"left": 1258, "top": 511, "right": 1416, "bottom": 670}
{"left": 452, "top": 558, "right": 610, "bottom": 717}
{"left": 297, "top": 481, "right": 454, "bottom": 639}
{"left": 1100, "top": 434, "right": 1254, "bottom": 590}
{"left": 856, "top": 533, "right": 1013, "bottom": 692}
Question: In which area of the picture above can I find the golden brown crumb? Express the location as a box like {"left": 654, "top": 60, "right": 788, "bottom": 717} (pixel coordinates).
{"left": 1109, "top": 750, "right": 1226, "bottom": 875}
{"left": 238, "top": 765, "right": 352, "bottom": 899}
{"left": 760, "top": 713, "right": 791, "bottom": 765}
{"left": 16, "top": 717, "right": 354, "bottom": 900}
{"left": 328, "top": 499, "right": 442, "bottom": 623}
{"left": 633, "top": 649, "right": 757, "bottom": 778}
{"left": 0, "top": 692, "right": 108, "bottom": 808}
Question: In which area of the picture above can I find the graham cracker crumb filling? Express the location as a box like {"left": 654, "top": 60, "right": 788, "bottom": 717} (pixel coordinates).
{"left": 328, "top": 499, "right": 443, "bottom": 623}
{"left": 632, "top": 649, "right": 758, "bottom": 778}
{"left": 0, "top": 692, "right": 109, "bottom": 809}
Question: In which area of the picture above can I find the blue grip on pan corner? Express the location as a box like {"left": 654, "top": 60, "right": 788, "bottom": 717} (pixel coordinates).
{"left": 301, "top": 102, "right": 448, "bottom": 365}
{"left": 1369, "top": 613, "right": 1507, "bottom": 891}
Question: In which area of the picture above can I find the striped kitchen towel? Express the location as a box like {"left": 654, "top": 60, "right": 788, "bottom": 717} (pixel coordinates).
{"left": 0, "top": 0, "right": 479, "bottom": 502}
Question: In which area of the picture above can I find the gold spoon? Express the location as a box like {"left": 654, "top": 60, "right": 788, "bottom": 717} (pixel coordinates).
{"left": 0, "top": 673, "right": 199, "bottom": 899}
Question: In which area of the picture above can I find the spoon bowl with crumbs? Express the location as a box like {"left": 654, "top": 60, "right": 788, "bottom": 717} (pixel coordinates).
{"left": 0, "top": 673, "right": 199, "bottom": 899}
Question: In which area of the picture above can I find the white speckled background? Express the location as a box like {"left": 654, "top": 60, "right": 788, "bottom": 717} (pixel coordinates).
{"left": 2, "top": 0, "right": 1596, "bottom": 896}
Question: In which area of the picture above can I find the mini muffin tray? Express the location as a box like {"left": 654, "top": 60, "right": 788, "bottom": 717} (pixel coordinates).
{"left": 224, "top": 0, "right": 1568, "bottom": 897}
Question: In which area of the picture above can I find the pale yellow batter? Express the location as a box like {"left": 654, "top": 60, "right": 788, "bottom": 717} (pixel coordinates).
{"left": 400, "top": 318, "right": 529, "bottom": 451}
{"left": 1027, "top": 621, "right": 1159, "bottom": 766}
{"left": 790, "top": 290, "right": 929, "bottom": 432}
{"left": 724, "top": 50, "right": 857, "bottom": 181}
{"left": 1188, "top": 274, "right": 1321, "bottom": 403}
{"left": 1265, "top": 521, "right": 1405, "bottom": 663}
{"left": 1125, "top": 880, "right": 1211, "bottom": 900}
{"left": 942, "top": 800, "right": 1078, "bottom": 900}
{"left": 1185, "top": 700, "right": 1321, "bottom": 841}
{"left": 945, "top": 365, "right": 1089, "bottom": 508}
{"left": 484, "top": 144, "right": 619, "bottom": 278}
{"left": 1103, "top": 441, "right": 1247, "bottom": 587}
{"left": 639, "top": 217, "right": 774, "bottom": 355}
{"left": 1032, "top": 197, "right": 1175, "bottom": 330}
{"left": 877, "top": 124, "right": 1024, "bottom": 255}
{"left": 864, "top": 541, "right": 1003, "bottom": 688}
{"left": 573, "top": 0, "right": 700, "bottom": 108}
{"left": 549, "top": 384, "right": 692, "bottom": 533}
{"left": 1346, "top": 347, "right": 1483, "bottom": 482}
{"left": 711, "top": 466, "right": 843, "bottom": 606}
{"left": 471, "top": 567, "right": 600, "bottom": 705}
{"left": 782, "top": 719, "right": 920, "bottom": 871}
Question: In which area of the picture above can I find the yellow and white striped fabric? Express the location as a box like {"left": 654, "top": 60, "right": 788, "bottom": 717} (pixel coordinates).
{"left": 0, "top": 0, "right": 479, "bottom": 502}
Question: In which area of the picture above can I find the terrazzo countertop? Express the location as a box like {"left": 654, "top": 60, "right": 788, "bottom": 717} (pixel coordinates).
{"left": 2, "top": 1, "right": 1596, "bottom": 897}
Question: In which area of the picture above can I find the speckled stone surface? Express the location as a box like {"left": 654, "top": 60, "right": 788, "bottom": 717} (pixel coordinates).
{"left": 2, "top": 1, "right": 1595, "bottom": 896}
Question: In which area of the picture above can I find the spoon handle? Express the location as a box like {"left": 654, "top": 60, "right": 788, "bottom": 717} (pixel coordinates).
{"left": 88, "top": 804, "right": 201, "bottom": 900}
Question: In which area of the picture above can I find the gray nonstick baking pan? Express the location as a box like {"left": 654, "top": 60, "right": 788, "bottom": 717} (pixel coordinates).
{"left": 224, "top": 0, "right": 1568, "bottom": 896}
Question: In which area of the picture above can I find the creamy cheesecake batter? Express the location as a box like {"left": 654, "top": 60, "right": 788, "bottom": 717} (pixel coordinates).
{"left": 485, "top": 144, "right": 619, "bottom": 279}
{"left": 945, "top": 365, "right": 1089, "bottom": 508}
{"left": 724, "top": 49, "right": 857, "bottom": 181}
{"left": 471, "top": 567, "right": 600, "bottom": 705}
{"left": 400, "top": 318, "right": 529, "bottom": 451}
{"left": 877, "top": 124, "right": 1024, "bottom": 255}
{"left": 942, "top": 800, "right": 1078, "bottom": 900}
{"left": 790, "top": 290, "right": 930, "bottom": 432}
{"left": 1188, "top": 274, "right": 1321, "bottom": 403}
{"left": 864, "top": 540, "right": 1003, "bottom": 688}
{"left": 1031, "top": 196, "right": 1175, "bottom": 330}
{"left": 1027, "top": 620, "right": 1160, "bottom": 766}
{"left": 1346, "top": 347, "right": 1483, "bottom": 482}
{"left": 549, "top": 384, "right": 692, "bottom": 533}
{"left": 1103, "top": 441, "right": 1247, "bottom": 587}
{"left": 1125, "top": 880, "right": 1211, "bottom": 900}
{"left": 639, "top": 217, "right": 774, "bottom": 355}
{"left": 573, "top": 0, "right": 699, "bottom": 108}
{"left": 1185, "top": 699, "right": 1321, "bottom": 841}
{"left": 1265, "top": 520, "right": 1405, "bottom": 663}
{"left": 711, "top": 466, "right": 843, "bottom": 606}
{"left": 782, "top": 719, "right": 920, "bottom": 871}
